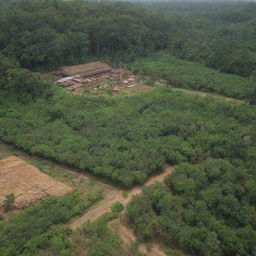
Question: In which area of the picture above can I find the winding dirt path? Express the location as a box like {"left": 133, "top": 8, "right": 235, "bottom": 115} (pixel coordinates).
{"left": 69, "top": 166, "right": 173, "bottom": 255}
{"left": 109, "top": 218, "right": 167, "bottom": 256}
{"left": 70, "top": 165, "right": 173, "bottom": 230}
{"left": 70, "top": 166, "right": 173, "bottom": 255}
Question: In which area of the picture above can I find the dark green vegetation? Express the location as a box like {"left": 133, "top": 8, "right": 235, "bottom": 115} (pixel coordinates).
{"left": 1, "top": 0, "right": 256, "bottom": 80}
{"left": 0, "top": 83, "right": 255, "bottom": 188}
{"left": 130, "top": 54, "right": 255, "bottom": 101}
{"left": 71, "top": 214, "right": 128, "bottom": 256}
{"left": 3, "top": 193, "right": 15, "bottom": 212}
{"left": 0, "top": 0, "right": 256, "bottom": 256}
{"left": 0, "top": 193, "right": 101, "bottom": 256}
{"left": 111, "top": 201, "right": 124, "bottom": 217}
{"left": 128, "top": 159, "right": 256, "bottom": 256}
{"left": 0, "top": 0, "right": 168, "bottom": 70}
{"left": 144, "top": 1, "right": 256, "bottom": 78}
{"left": 0, "top": 54, "right": 52, "bottom": 101}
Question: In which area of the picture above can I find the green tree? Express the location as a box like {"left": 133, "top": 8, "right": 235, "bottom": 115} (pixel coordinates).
{"left": 4, "top": 193, "right": 15, "bottom": 211}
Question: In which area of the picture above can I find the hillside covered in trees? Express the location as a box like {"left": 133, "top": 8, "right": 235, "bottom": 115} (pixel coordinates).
{"left": 0, "top": 0, "right": 255, "bottom": 256}
{"left": 0, "top": 0, "right": 168, "bottom": 70}
{"left": 143, "top": 1, "right": 256, "bottom": 78}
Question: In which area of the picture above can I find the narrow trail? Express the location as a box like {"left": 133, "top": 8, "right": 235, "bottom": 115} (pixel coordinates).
{"left": 69, "top": 166, "right": 173, "bottom": 256}
{"left": 109, "top": 218, "right": 167, "bottom": 256}
{"left": 70, "top": 165, "right": 173, "bottom": 230}
{"left": 172, "top": 87, "right": 244, "bottom": 104}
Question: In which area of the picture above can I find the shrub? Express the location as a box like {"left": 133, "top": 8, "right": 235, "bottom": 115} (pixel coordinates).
{"left": 4, "top": 193, "right": 15, "bottom": 212}
{"left": 111, "top": 201, "right": 124, "bottom": 217}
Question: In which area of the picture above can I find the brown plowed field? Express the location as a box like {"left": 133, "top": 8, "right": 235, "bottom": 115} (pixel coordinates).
{"left": 0, "top": 156, "right": 73, "bottom": 209}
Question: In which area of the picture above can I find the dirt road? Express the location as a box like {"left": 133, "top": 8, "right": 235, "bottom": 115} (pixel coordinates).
{"left": 70, "top": 165, "right": 173, "bottom": 255}
{"left": 172, "top": 87, "right": 244, "bottom": 104}
{"left": 70, "top": 165, "right": 173, "bottom": 230}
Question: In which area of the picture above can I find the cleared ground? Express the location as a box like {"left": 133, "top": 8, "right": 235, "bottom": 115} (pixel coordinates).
{"left": 69, "top": 165, "right": 173, "bottom": 230}
{"left": 0, "top": 156, "right": 73, "bottom": 209}
{"left": 109, "top": 218, "right": 167, "bottom": 256}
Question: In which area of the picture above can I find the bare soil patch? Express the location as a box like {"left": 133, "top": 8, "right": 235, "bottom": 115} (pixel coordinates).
{"left": 109, "top": 218, "right": 168, "bottom": 256}
{"left": 70, "top": 165, "right": 173, "bottom": 230}
{"left": 0, "top": 156, "right": 73, "bottom": 209}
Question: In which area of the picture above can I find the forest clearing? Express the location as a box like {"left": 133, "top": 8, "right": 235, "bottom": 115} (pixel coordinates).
{"left": 0, "top": 0, "right": 255, "bottom": 255}
{"left": 69, "top": 165, "right": 173, "bottom": 230}
{"left": 0, "top": 141, "right": 173, "bottom": 256}
{"left": 0, "top": 156, "right": 72, "bottom": 210}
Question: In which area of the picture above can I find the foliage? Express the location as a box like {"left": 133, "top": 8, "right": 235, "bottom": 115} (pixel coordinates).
{"left": 79, "top": 214, "right": 122, "bottom": 256}
{"left": 0, "top": 0, "right": 168, "bottom": 70}
{"left": 0, "top": 86, "right": 255, "bottom": 187}
{"left": 122, "top": 191, "right": 128, "bottom": 199}
{"left": 0, "top": 192, "right": 101, "bottom": 256}
{"left": 3, "top": 193, "right": 15, "bottom": 212}
{"left": 144, "top": 1, "right": 256, "bottom": 77}
{"left": 0, "top": 54, "right": 52, "bottom": 101}
{"left": 130, "top": 54, "right": 254, "bottom": 101}
{"left": 111, "top": 201, "right": 124, "bottom": 217}
{"left": 0, "top": 2, "right": 256, "bottom": 255}
{"left": 128, "top": 159, "right": 256, "bottom": 255}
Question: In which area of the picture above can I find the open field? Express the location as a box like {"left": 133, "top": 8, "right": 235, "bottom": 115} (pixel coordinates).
{"left": 117, "top": 82, "right": 155, "bottom": 96}
{"left": 0, "top": 141, "right": 116, "bottom": 217}
{"left": 0, "top": 156, "right": 72, "bottom": 209}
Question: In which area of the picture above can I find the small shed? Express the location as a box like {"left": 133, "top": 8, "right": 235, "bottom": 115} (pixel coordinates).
{"left": 58, "top": 62, "right": 112, "bottom": 77}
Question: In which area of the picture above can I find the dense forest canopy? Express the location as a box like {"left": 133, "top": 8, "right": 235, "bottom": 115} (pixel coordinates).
{"left": 1, "top": 0, "right": 256, "bottom": 77}
{"left": 128, "top": 158, "right": 256, "bottom": 255}
{"left": 130, "top": 54, "right": 255, "bottom": 102}
{"left": 0, "top": 82, "right": 255, "bottom": 187}
{"left": 0, "top": 0, "right": 256, "bottom": 256}
{"left": 0, "top": 0, "right": 168, "bottom": 70}
{"left": 143, "top": 1, "right": 256, "bottom": 77}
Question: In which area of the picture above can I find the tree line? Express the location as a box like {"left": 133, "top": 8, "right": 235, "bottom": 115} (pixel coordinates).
{"left": 130, "top": 54, "right": 256, "bottom": 103}
{"left": 1, "top": 0, "right": 256, "bottom": 80}
{"left": 144, "top": 1, "right": 256, "bottom": 78}
{"left": 128, "top": 158, "right": 256, "bottom": 255}
{"left": 0, "top": 0, "right": 168, "bottom": 71}
{"left": 0, "top": 192, "right": 101, "bottom": 256}
{"left": 0, "top": 78, "right": 255, "bottom": 187}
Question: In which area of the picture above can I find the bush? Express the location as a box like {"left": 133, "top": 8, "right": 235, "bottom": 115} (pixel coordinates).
{"left": 111, "top": 201, "right": 124, "bottom": 218}
{"left": 0, "top": 192, "right": 100, "bottom": 256}
{"left": 130, "top": 54, "right": 254, "bottom": 100}
{"left": 3, "top": 193, "right": 15, "bottom": 212}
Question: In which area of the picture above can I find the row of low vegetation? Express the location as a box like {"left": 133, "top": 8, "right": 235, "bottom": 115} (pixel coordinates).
{"left": 128, "top": 158, "right": 256, "bottom": 256}
{"left": 1, "top": 0, "right": 256, "bottom": 80}
{"left": 144, "top": 1, "right": 256, "bottom": 78}
{"left": 130, "top": 54, "right": 256, "bottom": 102}
{"left": 0, "top": 193, "right": 101, "bottom": 256}
{"left": 0, "top": 56, "right": 255, "bottom": 188}
{"left": 0, "top": 191, "right": 128, "bottom": 256}
{"left": 0, "top": 0, "right": 168, "bottom": 71}
{"left": 69, "top": 205, "right": 137, "bottom": 256}
{"left": 0, "top": 1, "right": 256, "bottom": 255}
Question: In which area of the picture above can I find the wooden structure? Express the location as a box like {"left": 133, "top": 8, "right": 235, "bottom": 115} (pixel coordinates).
{"left": 57, "top": 61, "right": 111, "bottom": 77}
